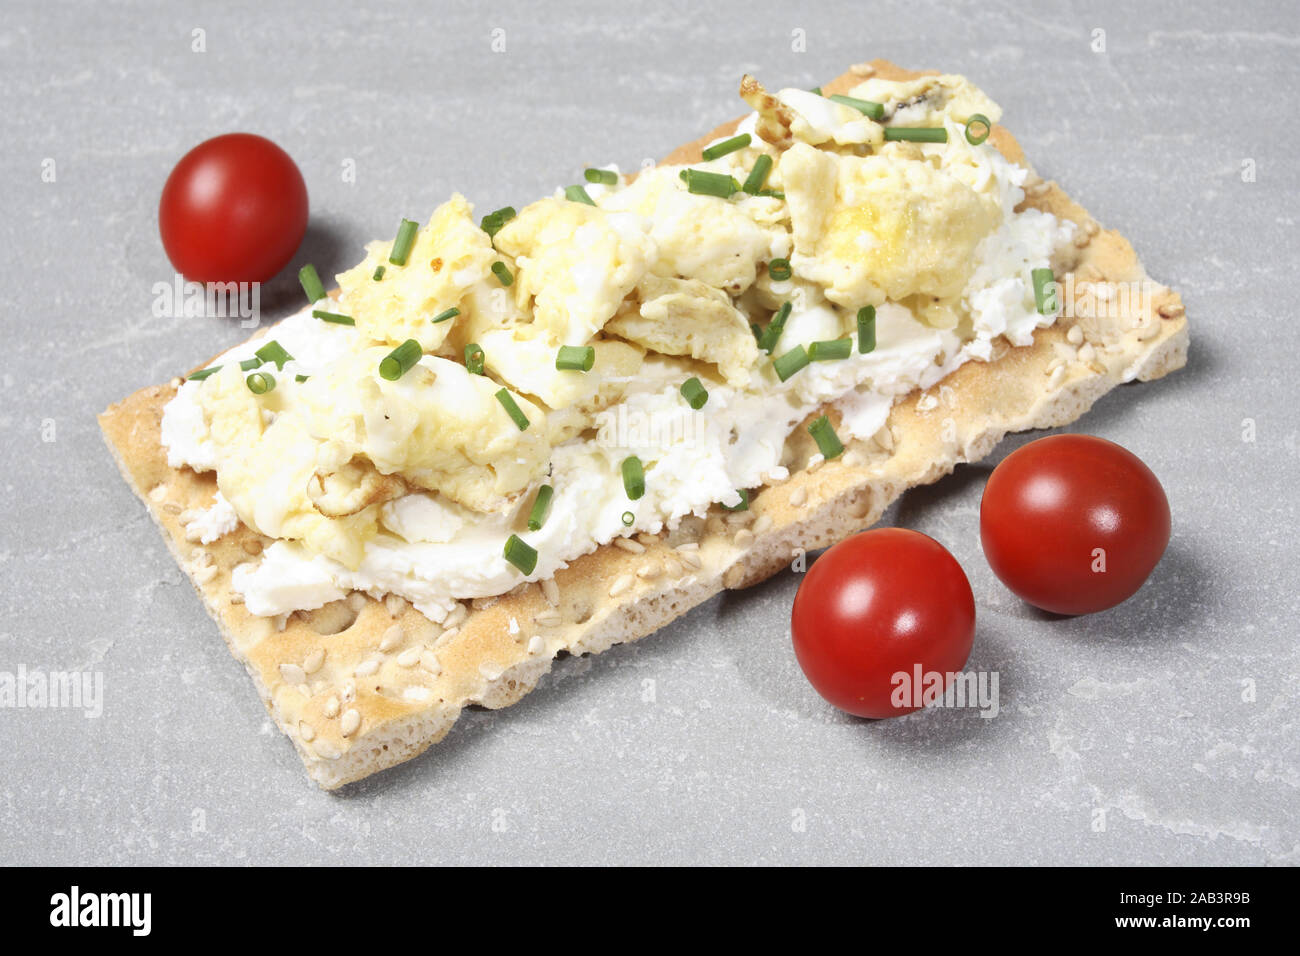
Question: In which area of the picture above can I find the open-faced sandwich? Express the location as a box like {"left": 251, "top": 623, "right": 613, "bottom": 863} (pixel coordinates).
{"left": 100, "top": 60, "right": 1188, "bottom": 788}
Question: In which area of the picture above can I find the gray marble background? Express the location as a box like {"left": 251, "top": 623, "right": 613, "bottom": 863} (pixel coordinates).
{"left": 1, "top": 0, "right": 1296, "bottom": 865}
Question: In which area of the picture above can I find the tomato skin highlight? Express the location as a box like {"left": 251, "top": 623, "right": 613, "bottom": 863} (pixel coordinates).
{"left": 159, "top": 133, "right": 308, "bottom": 284}
{"left": 980, "top": 434, "right": 1170, "bottom": 616}
{"left": 791, "top": 528, "right": 976, "bottom": 719}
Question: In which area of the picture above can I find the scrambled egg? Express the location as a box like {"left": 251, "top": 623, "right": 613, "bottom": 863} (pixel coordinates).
{"left": 494, "top": 198, "right": 655, "bottom": 345}
{"left": 607, "top": 275, "right": 760, "bottom": 386}
{"left": 600, "top": 166, "right": 785, "bottom": 295}
{"left": 182, "top": 70, "right": 1048, "bottom": 585}
{"left": 781, "top": 142, "right": 1000, "bottom": 312}
{"left": 337, "top": 194, "right": 495, "bottom": 350}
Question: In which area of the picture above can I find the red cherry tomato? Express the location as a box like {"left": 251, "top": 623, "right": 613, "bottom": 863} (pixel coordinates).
{"left": 980, "top": 434, "right": 1170, "bottom": 616}
{"left": 791, "top": 528, "right": 976, "bottom": 719}
{"left": 159, "top": 133, "right": 308, "bottom": 284}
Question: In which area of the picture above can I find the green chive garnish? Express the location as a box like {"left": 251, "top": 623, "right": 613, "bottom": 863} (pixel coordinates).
{"left": 313, "top": 309, "right": 355, "bottom": 326}
{"left": 742, "top": 154, "right": 773, "bottom": 195}
{"left": 584, "top": 168, "right": 619, "bottom": 185}
{"left": 773, "top": 345, "right": 810, "bottom": 382}
{"left": 491, "top": 261, "right": 514, "bottom": 286}
{"left": 495, "top": 388, "right": 530, "bottom": 430}
{"left": 379, "top": 339, "right": 422, "bottom": 381}
{"left": 295, "top": 374, "right": 309, "bottom": 383}
{"left": 757, "top": 188, "right": 785, "bottom": 199}
{"left": 682, "top": 169, "right": 741, "bottom": 198}
{"left": 680, "top": 377, "right": 708, "bottom": 410}
{"left": 431, "top": 306, "right": 460, "bottom": 324}
{"left": 621, "top": 456, "right": 645, "bottom": 501}
{"left": 555, "top": 345, "right": 595, "bottom": 372}
{"left": 829, "top": 94, "right": 885, "bottom": 120}
{"left": 1032, "top": 267, "right": 1058, "bottom": 316}
{"left": 390, "top": 218, "right": 419, "bottom": 266}
{"left": 722, "top": 489, "right": 750, "bottom": 512}
{"left": 465, "top": 343, "right": 485, "bottom": 375}
{"left": 702, "top": 133, "right": 751, "bottom": 161}
{"left": 756, "top": 301, "right": 793, "bottom": 354}
{"left": 808, "top": 415, "right": 844, "bottom": 460}
{"left": 254, "top": 339, "right": 293, "bottom": 370}
{"left": 564, "top": 184, "right": 596, "bottom": 206}
{"left": 965, "top": 113, "right": 992, "bottom": 146}
{"left": 239, "top": 357, "right": 263, "bottom": 371}
{"left": 767, "top": 258, "right": 792, "bottom": 282}
{"left": 372, "top": 265, "right": 386, "bottom": 281}
{"left": 299, "top": 264, "right": 326, "bottom": 303}
{"left": 808, "top": 338, "right": 852, "bottom": 361}
{"left": 527, "top": 485, "right": 554, "bottom": 531}
{"left": 503, "top": 534, "right": 538, "bottom": 575}
{"left": 480, "top": 206, "right": 516, "bottom": 238}
{"left": 187, "top": 366, "right": 222, "bottom": 381}
{"left": 883, "top": 127, "right": 948, "bottom": 143}
{"left": 246, "top": 371, "right": 275, "bottom": 395}
{"left": 810, "top": 86, "right": 823, "bottom": 96}
{"left": 857, "top": 305, "right": 877, "bottom": 353}
{"left": 621, "top": 511, "right": 635, "bottom": 527}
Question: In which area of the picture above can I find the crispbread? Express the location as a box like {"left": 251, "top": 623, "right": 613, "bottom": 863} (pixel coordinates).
{"left": 98, "top": 60, "right": 1189, "bottom": 789}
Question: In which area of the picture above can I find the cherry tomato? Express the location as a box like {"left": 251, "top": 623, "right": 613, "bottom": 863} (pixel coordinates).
{"left": 159, "top": 133, "right": 308, "bottom": 284}
{"left": 791, "top": 528, "right": 976, "bottom": 719}
{"left": 980, "top": 434, "right": 1170, "bottom": 616}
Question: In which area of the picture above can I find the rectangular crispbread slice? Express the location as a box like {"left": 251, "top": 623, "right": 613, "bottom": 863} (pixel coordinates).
{"left": 99, "top": 60, "right": 1189, "bottom": 789}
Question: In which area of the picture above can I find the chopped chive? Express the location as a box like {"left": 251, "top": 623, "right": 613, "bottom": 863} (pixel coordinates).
{"left": 680, "top": 376, "right": 708, "bottom": 410}
{"left": 564, "top": 184, "right": 596, "bottom": 206}
{"left": 254, "top": 339, "right": 293, "bottom": 370}
{"left": 299, "top": 264, "right": 326, "bottom": 303}
{"left": 756, "top": 301, "right": 793, "bottom": 354}
{"left": 495, "top": 388, "right": 530, "bottom": 430}
{"left": 883, "top": 127, "right": 948, "bottom": 143}
{"left": 584, "top": 168, "right": 619, "bottom": 185}
{"left": 1032, "top": 267, "right": 1059, "bottom": 316}
{"left": 808, "top": 338, "right": 852, "bottom": 361}
{"left": 965, "top": 113, "right": 992, "bottom": 146}
{"left": 682, "top": 168, "right": 741, "bottom": 198}
{"left": 239, "top": 357, "right": 263, "bottom": 371}
{"left": 187, "top": 365, "right": 222, "bottom": 381}
{"left": 491, "top": 261, "right": 514, "bottom": 286}
{"left": 829, "top": 94, "right": 885, "bottom": 120}
{"left": 621, "top": 511, "right": 635, "bottom": 527}
{"left": 295, "top": 374, "right": 309, "bottom": 383}
{"left": 465, "top": 343, "right": 485, "bottom": 375}
{"left": 245, "top": 371, "right": 276, "bottom": 395}
{"left": 480, "top": 206, "right": 516, "bottom": 238}
{"left": 767, "top": 258, "right": 792, "bottom": 282}
{"left": 372, "top": 265, "right": 386, "bottom": 281}
{"left": 503, "top": 534, "right": 538, "bottom": 575}
{"left": 702, "top": 133, "right": 751, "bottom": 161}
{"left": 555, "top": 345, "right": 595, "bottom": 372}
{"left": 431, "top": 306, "right": 460, "bottom": 324}
{"left": 722, "top": 489, "right": 750, "bottom": 512}
{"left": 757, "top": 188, "right": 785, "bottom": 199}
{"left": 857, "top": 305, "right": 877, "bottom": 353}
{"left": 527, "top": 485, "right": 554, "bottom": 531}
{"left": 621, "top": 456, "right": 645, "bottom": 501}
{"left": 750, "top": 322, "right": 763, "bottom": 341}
{"left": 389, "top": 218, "right": 419, "bottom": 266}
{"left": 379, "top": 339, "right": 422, "bottom": 381}
{"left": 773, "top": 345, "right": 810, "bottom": 382}
{"left": 742, "top": 154, "right": 773, "bottom": 195}
{"left": 809, "top": 86, "right": 823, "bottom": 96}
{"left": 808, "top": 415, "right": 844, "bottom": 460}
{"left": 313, "top": 309, "right": 355, "bottom": 326}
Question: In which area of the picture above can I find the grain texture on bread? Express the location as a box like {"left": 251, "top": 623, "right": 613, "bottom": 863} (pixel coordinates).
{"left": 99, "top": 60, "right": 1188, "bottom": 789}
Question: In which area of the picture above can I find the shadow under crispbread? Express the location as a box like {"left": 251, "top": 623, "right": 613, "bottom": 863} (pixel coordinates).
{"left": 98, "top": 60, "right": 1189, "bottom": 789}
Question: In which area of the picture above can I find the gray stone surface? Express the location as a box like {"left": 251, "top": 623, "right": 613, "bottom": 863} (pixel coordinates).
{"left": 1, "top": 0, "right": 1296, "bottom": 865}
